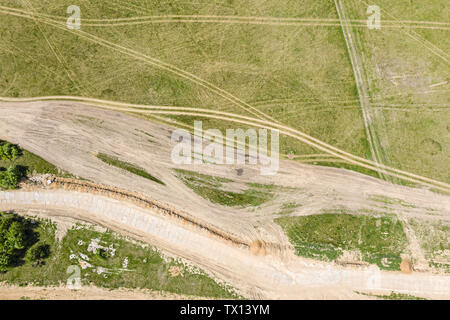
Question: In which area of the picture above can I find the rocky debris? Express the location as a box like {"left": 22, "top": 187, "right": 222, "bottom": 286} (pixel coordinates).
{"left": 122, "top": 257, "right": 129, "bottom": 269}
{"left": 168, "top": 266, "right": 184, "bottom": 277}
{"left": 87, "top": 238, "right": 116, "bottom": 257}
{"left": 28, "top": 174, "right": 56, "bottom": 186}
{"left": 79, "top": 260, "right": 92, "bottom": 270}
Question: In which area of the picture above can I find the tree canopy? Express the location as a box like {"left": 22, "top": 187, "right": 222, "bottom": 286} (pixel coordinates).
{"left": 0, "top": 212, "right": 29, "bottom": 271}
{"left": 0, "top": 165, "right": 22, "bottom": 190}
{"left": 0, "top": 141, "right": 24, "bottom": 190}
{"left": 0, "top": 142, "right": 21, "bottom": 161}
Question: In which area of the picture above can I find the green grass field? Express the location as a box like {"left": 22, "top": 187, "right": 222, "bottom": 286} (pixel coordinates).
{"left": 275, "top": 213, "right": 408, "bottom": 270}
{"left": 408, "top": 218, "right": 450, "bottom": 273}
{"left": 342, "top": 0, "right": 449, "bottom": 183}
{"left": 0, "top": 214, "right": 238, "bottom": 298}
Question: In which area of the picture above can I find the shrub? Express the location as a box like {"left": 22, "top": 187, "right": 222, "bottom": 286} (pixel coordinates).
{"left": 0, "top": 165, "right": 22, "bottom": 190}
{"left": 0, "top": 213, "right": 29, "bottom": 271}
{"left": 0, "top": 142, "right": 21, "bottom": 161}
{"left": 26, "top": 243, "right": 50, "bottom": 265}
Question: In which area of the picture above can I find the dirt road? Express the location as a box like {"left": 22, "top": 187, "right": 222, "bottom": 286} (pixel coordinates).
{"left": 1, "top": 189, "right": 449, "bottom": 299}
{"left": 0, "top": 283, "right": 204, "bottom": 300}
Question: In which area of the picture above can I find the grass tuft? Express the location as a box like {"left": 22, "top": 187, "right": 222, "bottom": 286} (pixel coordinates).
{"left": 97, "top": 153, "right": 165, "bottom": 185}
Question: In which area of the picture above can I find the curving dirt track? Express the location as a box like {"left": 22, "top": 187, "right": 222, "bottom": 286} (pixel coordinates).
{"left": 2, "top": 5, "right": 449, "bottom": 30}
{"left": 2, "top": 96, "right": 449, "bottom": 191}
{"left": 1, "top": 100, "right": 450, "bottom": 299}
{"left": 0, "top": 283, "right": 206, "bottom": 300}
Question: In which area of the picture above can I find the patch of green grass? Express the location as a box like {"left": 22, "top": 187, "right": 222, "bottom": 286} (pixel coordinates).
{"left": 311, "top": 160, "right": 380, "bottom": 180}
{"left": 174, "top": 169, "right": 273, "bottom": 207}
{"left": 377, "top": 292, "right": 427, "bottom": 300}
{"left": 369, "top": 195, "right": 417, "bottom": 208}
{"left": 174, "top": 169, "right": 232, "bottom": 186}
{"left": 246, "top": 182, "right": 276, "bottom": 191}
{"left": 97, "top": 153, "right": 165, "bottom": 185}
{"left": 429, "top": 262, "right": 450, "bottom": 274}
{"left": 0, "top": 219, "right": 239, "bottom": 298}
{"left": 275, "top": 213, "right": 408, "bottom": 270}
{"left": 0, "top": 140, "right": 75, "bottom": 178}
{"left": 73, "top": 114, "right": 105, "bottom": 128}
{"left": 278, "top": 202, "right": 300, "bottom": 215}
{"left": 357, "top": 291, "right": 427, "bottom": 300}
{"left": 282, "top": 202, "right": 299, "bottom": 209}
{"left": 408, "top": 218, "right": 450, "bottom": 272}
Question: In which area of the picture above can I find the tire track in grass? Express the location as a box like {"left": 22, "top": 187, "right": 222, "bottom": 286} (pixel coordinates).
{"left": 334, "top": 0, "right": 387, "bottom": 181}
{"left": 2, "top": 5, "right": 449, "bottom": 29}
{"left": 356, "top": 0, "right": 450, "bottom": 64}
{"left": 0, "top": 6, "right": 277, "bottom": 124}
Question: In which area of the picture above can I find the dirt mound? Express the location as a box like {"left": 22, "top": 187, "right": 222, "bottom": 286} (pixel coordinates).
{"left": 250, "top": 240, "right": 266, "bottom": 256}
{"left": 400, "top": 258, "right": 414, "bottom": 274}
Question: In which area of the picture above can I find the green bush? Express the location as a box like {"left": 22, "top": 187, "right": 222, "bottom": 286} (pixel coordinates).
{"left": 0, "top": 213, "right": 29, "bottom": 271}
{"left": 0, "top": 165, "right": 22, "bottom": 190}
{"left": 0, "top": 142, "right": 21, "bottom": 161}
{"left": 26, "top": 243, "right": 50, "bottom": 266}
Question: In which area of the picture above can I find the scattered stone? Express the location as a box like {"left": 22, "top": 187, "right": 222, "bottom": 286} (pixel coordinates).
{"left": 79, "top": 260, "right": 92, "bottom": 270}
{"left": 79, "top": 253, "right": 90, "bottom": 261}
{"left": 122, "top": 257, "right": 129, "bottom": 269}
{"left": 168, "top": 266, "right": 184, "bottom": 277}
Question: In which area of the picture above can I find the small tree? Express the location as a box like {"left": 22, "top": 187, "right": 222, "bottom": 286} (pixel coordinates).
{"left": 98, "top": 248, "right": 110, "bottom": 260}
{"left": 0, "top": 142, "right": 21, "bottom": 161}
{"left": 0, "top": 212, "right": 31, "bottom": 271}
{"left": 0, "top": 165, "right": 22, "bottom": 190}
{"left": 5, "top": 221, "right": 26, "bottom": 251}
{"left": 0, "top": 253, "right": 11, "bottom": 272}
{"left": 26, "top": 243, "right": 50, "bottom": 266}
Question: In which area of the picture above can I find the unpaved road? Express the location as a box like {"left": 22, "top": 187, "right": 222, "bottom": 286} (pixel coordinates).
{"left": 1, "top": 190, "right": 449, "bottom": 300}
{"left": 0, "top": 100, "right": 449, "bottom": 299}
{"left": 2, "top": 96, "right": 447, "bottom": 190}
{"left": 0, "top": 283, "right": 204, "bottom": 300}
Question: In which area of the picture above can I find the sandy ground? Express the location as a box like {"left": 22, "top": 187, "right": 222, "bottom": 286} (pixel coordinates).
{"left": 0, "top": 100, "right": 449, "bottom": 299}
{"left": 0, "top": 283, "right": 205, "bottom": 300}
